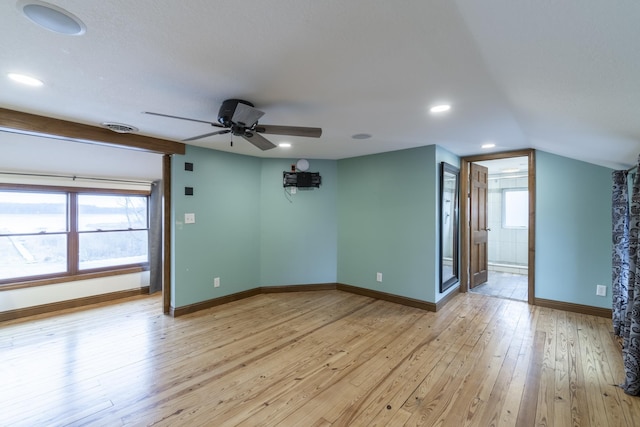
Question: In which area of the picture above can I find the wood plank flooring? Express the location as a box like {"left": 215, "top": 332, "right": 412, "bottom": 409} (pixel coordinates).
{"left": 1, "top": 290, "right": 638, "bottom": 426}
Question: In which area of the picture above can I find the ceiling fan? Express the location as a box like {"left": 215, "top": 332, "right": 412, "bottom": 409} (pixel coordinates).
{"left": 144, "top": 99, "right": 322, "bottom": 150}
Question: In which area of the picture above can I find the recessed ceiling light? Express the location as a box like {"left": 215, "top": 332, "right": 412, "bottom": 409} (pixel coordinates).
{"left": 352, "top": 133, "right": 372, "bottom": 140}
{"left": 8, "top": 73, "right": 43, "bottom": 86}
{"left": 429, "top": 104, "right": 451, "bottom": 114}
{"left": 278, "top": 142, "right": 291, "bottom": 148}
{"left": 18, "top": 1, "right": 86, "bottom": 35}
{"left": 481, "top": 143, "right": 496, "bottom": 149}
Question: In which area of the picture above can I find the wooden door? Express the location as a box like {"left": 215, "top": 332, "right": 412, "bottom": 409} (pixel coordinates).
{"left": 470, "top": 163, "right": 489, "bottom": 288}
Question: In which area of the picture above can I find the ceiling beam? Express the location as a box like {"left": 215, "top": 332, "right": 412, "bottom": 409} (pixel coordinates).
{"left": 0, "top": 108, "right": 185, "bottom": 155}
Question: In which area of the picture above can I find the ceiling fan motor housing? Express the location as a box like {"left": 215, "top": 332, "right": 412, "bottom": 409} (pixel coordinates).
{"left": 217, "top": 99, "right": 254, "bottom": 127}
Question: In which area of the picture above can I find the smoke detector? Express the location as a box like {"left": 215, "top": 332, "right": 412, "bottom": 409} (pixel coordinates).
{"left": 101, "top": 122, "right": 139, "bottom": 134}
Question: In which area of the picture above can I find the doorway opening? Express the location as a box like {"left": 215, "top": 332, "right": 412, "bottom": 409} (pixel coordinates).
{"left": 460, "top": 150, "right": 535, "bottom": 304}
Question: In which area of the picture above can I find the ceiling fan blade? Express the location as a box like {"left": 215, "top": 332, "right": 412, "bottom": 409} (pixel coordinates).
{"left": 183, "top": 129, "right": 231, "bottom": 141}
{"left": 143, "top": 111, "right": 224, "bottom": 127}
{"left": 255, "top": 124, "right": 322, "bottom": 138}
{"left": 242, "top": 132, "right": 277, "bottom": 151}
{"left": 232, "top": 103, "right": 264, "bottom": 127}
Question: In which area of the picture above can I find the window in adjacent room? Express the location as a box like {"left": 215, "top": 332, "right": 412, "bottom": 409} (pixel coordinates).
{"left": 502, "top": 188, "right": 528, "bottom": 229}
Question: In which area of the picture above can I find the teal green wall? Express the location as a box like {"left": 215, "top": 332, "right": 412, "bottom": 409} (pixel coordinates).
{"left": 535, "top": 151, "right": 612, "bottom": 308}
{"left": 337, "top": 145, "right": 458, "bottom": 303}
{"left": 171, "top": 146, "right": 262, "bottom": 307}
{"left": 171, "top": 146, "right": 338, "bottom": 307}
{"left": 259, "top": 159, "right": 337, "bottom": 286}
{"left": 171, "top": 144, "right": 613, "bottom": 312}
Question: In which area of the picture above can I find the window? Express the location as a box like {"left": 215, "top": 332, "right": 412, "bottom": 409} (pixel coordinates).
{"left": 502, "top": 188, "right": 528, "bottom": 228}
{"left": 0, "top": 191, "right": 68, "bottom": 280}
{"left": 78, "top": 194, "right": 149, "bottom": 270}
{"left": 0, "top": 187, "right": 149, "bottom": 284}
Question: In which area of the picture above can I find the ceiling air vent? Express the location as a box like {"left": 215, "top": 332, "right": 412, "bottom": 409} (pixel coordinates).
{"left": 101, "top": 122, "right": 139, "bottom": 134}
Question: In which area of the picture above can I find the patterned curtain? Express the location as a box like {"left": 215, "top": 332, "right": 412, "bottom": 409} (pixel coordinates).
{"left": 612, "top": 171, "right": 629, "bottom": 336}
{"left": 613, "top": 161, "right": 640, "bottom": 396}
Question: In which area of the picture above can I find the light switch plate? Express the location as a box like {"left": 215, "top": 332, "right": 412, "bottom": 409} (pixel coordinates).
{"left": 185, "top": 213, "right": 195, "bottom": 224}
{"left": 596, "top": 284, "right": 607, "bottom": 296}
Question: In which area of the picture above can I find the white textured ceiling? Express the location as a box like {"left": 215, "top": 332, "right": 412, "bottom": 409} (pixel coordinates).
{"left": 1, "top": 0, "right": 639, "bottom": 170}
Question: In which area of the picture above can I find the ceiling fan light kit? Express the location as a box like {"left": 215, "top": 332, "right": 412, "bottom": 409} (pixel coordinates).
{"left": 145, "top": 99, "right": 322, "bottom": 151}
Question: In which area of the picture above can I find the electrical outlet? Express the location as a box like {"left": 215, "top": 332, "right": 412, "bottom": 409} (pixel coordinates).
{"left": 596, "top": 284, "right": 606, "bottom": 296}
{"left": 214, "top": 277, "right": 220, "bottom": 288}
{"left": 185, "top": 213, "right": 195, "bottom": 224}
{"left": 376, "top": 272, "right": 383, "bottom": 282}
{"left": 291, "top": 187, "right": 297, "bottom": 194}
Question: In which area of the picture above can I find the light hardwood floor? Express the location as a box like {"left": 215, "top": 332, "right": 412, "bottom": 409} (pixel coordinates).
{"left": 1, "top": 290, "right": 638, "bottom": 426}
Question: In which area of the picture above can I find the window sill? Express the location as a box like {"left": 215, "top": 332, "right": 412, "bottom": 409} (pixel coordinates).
{"left": 0, "top": 266, "right": 148, "bottom": 291}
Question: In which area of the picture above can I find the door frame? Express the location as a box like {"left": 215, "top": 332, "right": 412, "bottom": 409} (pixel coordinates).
{"left": 459, "top": 149, "right": 536, "bottom": 305}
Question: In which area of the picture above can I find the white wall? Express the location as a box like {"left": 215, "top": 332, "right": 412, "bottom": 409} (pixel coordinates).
{"left": 0, "top": 272, "right": 150, "bottom": 311}
{"left": 0, "top": 132, "right": 162, "bottom": 312}
{"left": 487, "top": 173, "right": 529, "bottom": 267}
{"left": 0, "top": 132, "right": 162, "bottom": 180}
